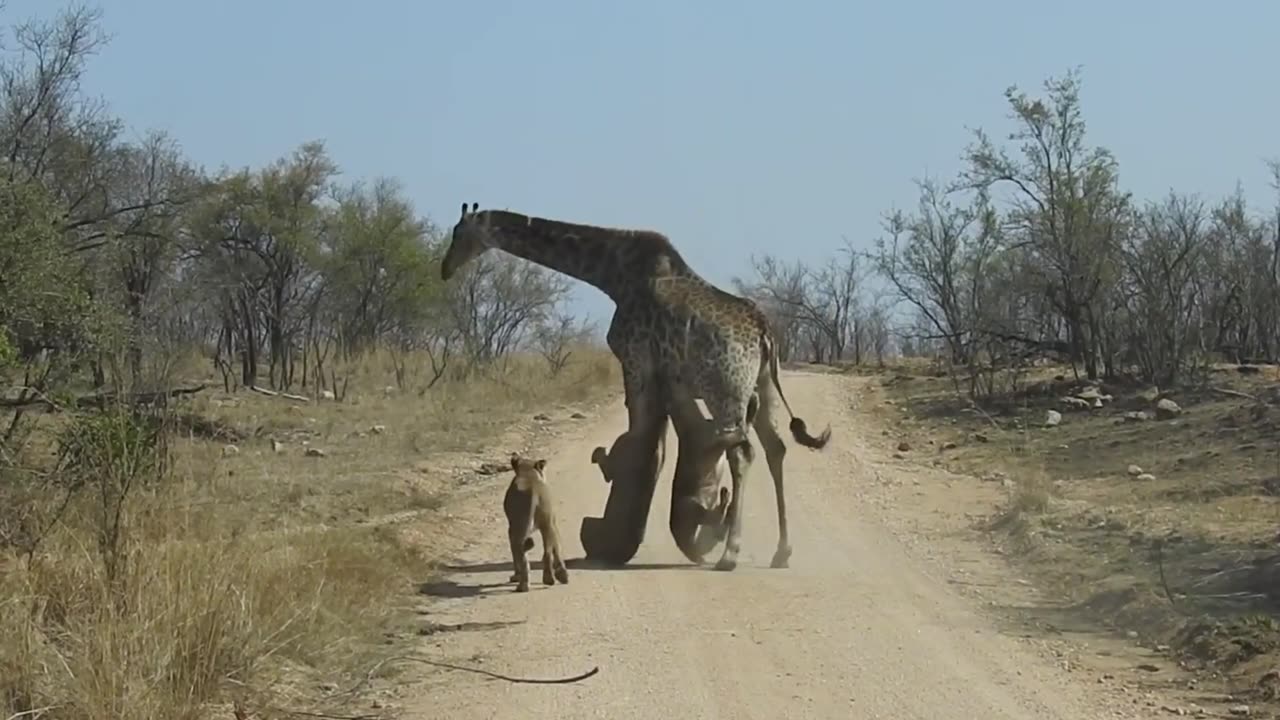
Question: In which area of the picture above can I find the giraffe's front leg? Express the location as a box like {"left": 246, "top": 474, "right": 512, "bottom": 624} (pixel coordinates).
{"left": 580, "top": 370, "right": 668, "bottom": 566}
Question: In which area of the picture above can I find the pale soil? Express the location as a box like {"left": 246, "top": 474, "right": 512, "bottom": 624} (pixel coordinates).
{"left": 380, "top": 371, "right": 1217, "bottom": 719}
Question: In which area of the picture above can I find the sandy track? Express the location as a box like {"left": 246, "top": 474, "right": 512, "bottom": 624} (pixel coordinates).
{"left": 405, "top": 370, "right": 1140, "bottom": 719}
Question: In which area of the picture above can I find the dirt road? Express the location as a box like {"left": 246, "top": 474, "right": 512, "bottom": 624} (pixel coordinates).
{"left": 405, "top": 370, "right": 1144, "bottom": 719}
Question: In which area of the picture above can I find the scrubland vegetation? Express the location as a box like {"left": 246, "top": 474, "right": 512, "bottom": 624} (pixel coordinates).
{"left": 0, "top": 7, "right": 617, "bottom": 718}
{"left": 4, "top": 0, "right": 1279, "bottom": 712}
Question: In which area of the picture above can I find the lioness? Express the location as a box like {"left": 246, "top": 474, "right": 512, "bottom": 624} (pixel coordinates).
{"left": 504, "top": 453, "right": 570, "bottom": 592}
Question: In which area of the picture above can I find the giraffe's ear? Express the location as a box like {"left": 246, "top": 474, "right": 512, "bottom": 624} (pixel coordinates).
{"left": 509, "top": 452, "right": 520, "bottom": 472}
{"left": 533, "top": 459, "right": 547, "bottom": 473}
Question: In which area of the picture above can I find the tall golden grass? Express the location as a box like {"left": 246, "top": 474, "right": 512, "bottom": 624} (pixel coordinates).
{"left": 0, "top": 345, "right": 620, "bottom": 719}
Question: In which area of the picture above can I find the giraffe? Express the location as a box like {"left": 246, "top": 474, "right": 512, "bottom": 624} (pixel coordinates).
{"left": 440, "top": 203, "right": 832, "bottom": 570}
{"left": 646, "top": 272, "right": 832, "bottom": 569}
{"left": 441, "top": 204, "right": 689, "bottom": 565}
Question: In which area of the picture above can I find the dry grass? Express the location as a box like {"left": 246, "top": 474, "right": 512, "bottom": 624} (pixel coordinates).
{"left": 879, "top": 359, "right": 1280, "bottom": 693}
{"left": 0, "top": 345, "right": 620, "bottom": 719}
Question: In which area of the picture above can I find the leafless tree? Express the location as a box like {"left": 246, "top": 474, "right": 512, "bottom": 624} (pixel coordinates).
{"left": 959, "top": 69, "right": 1131, "bottom": 380}
{"left": 446, "top": 253, "right": 572, "bottom": 370}
{"left": 533, "top": 310, "right": 597, "bottom": 376}
{"left": 735, "top": 241, "right": 872, "bottom": 364}
{"left": 1119, "top": 192, "right": 1209, "bottom": 384}
{"left": 874, "top": 178, "right": 1000, "bottom": 367}
{"left": 733, "top": 255, "right": 809, "bottom": 361}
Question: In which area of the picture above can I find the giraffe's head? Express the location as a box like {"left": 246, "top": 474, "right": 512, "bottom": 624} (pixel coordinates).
{"left": 441, "top": 202, "right": 495, "bottom": 281}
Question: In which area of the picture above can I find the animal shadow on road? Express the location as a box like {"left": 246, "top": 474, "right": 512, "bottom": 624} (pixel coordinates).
{"left": 417, "top": 619, "right": 526, "bottom": 637}
{"left": 442, "top": 558, "right": 700, "bottom": 575}
{"left": 418, "top": 577, "right": 510, "bottom": 599}
{"left": 563, "top": 557, "right": 700, "bottom": 572}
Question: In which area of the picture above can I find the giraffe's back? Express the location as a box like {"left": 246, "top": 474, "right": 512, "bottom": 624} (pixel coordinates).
{"left": 648, "top": 275, "right": 772, "bottom": 426}
{"left": 604, "top": 249, "right": 777, "bottom": 431}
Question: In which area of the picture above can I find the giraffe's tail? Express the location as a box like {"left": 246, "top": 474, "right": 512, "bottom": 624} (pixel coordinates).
{"left": 765, "top": 337, "right": 832, "bottom": 450}
{"left": 788, "top": 416, "right": 831, "bottom": 449}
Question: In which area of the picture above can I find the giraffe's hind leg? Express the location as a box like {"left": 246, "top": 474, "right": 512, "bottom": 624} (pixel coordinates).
{"left": 752, "top": 377, "right": 792, "bottom": 569}
{"left": 704, "top": 388, "right": 758, "bottom": 572}
{"left": 714, "top": 439, "right": 754, "bottom": 571}
{"left": 681, "top": 359, "right": 757, "bottom": 572}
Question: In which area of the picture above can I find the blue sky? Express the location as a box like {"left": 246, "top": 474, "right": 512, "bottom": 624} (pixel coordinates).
{"left": 4, "top": 0, "right": 1277, "bottom": 325}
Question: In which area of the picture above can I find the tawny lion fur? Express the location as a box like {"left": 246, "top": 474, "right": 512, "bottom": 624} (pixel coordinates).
{"left": 504, "top": 453, "right": 570, "bottom": 592}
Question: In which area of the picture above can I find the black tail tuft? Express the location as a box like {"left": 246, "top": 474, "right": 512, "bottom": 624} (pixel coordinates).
{"left": 789, "top": 417, "right": 832, "bottom": 450}
{"left": 522, "top": 537, "right": 535, "bottom": 552}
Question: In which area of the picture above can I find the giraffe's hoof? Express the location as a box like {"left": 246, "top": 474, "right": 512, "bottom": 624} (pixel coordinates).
{"left": 555, "top": 567, "right": 570, "bottom": 584}
{"left": 770, "top": 547, "right": 792, "bottom": 569}
{"left": 515, "top": 582, "right": 530, "bottom": 593}
{"left": 714, "top": 556, "right": 738, "bottom": 572}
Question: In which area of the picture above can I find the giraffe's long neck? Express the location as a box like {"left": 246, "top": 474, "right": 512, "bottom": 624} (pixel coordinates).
{"left": 484, "top": 211, "right": 682, "bottom": 301}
